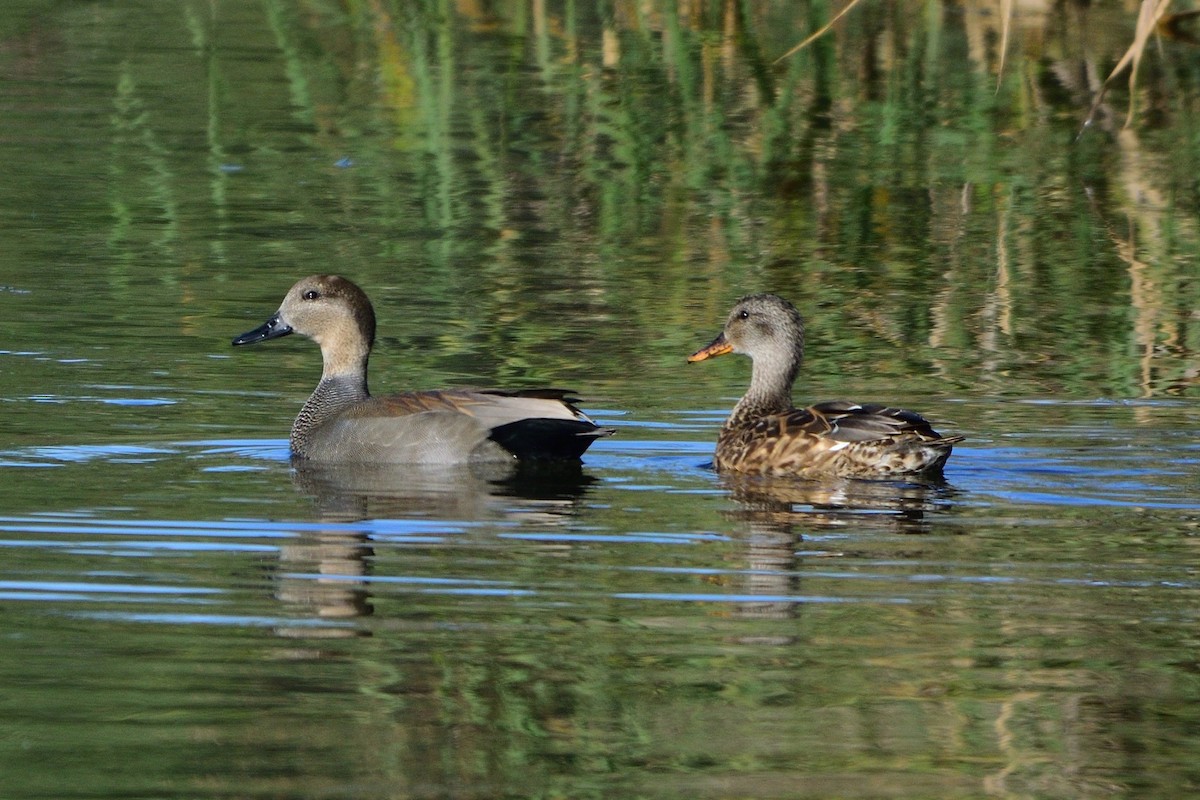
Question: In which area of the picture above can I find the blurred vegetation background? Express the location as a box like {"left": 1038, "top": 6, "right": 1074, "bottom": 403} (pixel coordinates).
{"left": 1, "top": 0, "right": 1197, "bottom": 430}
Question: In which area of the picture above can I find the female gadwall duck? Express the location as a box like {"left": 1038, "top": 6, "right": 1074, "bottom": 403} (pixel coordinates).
{"left": 688, "top": 293, "right": 961, "bottom": 477}
{"left": 233, "top": 275, "right": 611, "bottom": 464}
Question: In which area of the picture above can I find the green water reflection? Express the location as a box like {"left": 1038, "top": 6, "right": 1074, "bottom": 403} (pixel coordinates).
{"left": 5, "top": 492, "right": 1199, "bottom": 798}
{"left": 2, "top": 1, "right": 1199, "bottom": 798}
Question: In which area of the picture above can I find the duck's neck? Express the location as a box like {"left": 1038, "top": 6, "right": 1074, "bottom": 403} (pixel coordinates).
{"left": 290, "top": 356, "right": 370, "bottom": 455}
{"left": 726, "top": 353, "right": 797, "bottom": 429}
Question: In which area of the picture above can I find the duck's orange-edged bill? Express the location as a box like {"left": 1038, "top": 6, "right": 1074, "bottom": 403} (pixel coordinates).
{"left": 688, "top": 333, "right": 733, "bottom": 362}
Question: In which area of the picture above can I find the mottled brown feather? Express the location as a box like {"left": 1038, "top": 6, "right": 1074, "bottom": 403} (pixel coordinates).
{"left": 691, "top": 294, "right": 962, "bottom": 478}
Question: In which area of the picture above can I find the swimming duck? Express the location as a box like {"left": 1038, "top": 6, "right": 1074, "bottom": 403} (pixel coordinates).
{"left": 688, "top": 293, "right": 961, "bottom": 477}
{"left": 232, "top": 275, "right": 611, "bottom": 464}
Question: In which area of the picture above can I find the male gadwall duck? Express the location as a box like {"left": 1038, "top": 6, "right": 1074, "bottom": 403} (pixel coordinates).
{"left": 688, "top": 293, "right": 962, "bottom": 477}
{"left": 233, "top": 275, "right": 611, "bottom": 464}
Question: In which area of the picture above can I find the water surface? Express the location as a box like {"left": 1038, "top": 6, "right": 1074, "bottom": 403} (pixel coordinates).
{"left": 2, "top": 2, "right": 1199, "bottom": 798}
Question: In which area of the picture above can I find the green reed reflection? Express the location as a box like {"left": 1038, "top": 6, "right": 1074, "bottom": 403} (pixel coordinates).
{"left": 0, "top": 0, "right": 1195, "bottom": 451}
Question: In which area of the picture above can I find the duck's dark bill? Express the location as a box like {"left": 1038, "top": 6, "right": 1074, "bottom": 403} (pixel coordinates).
{"left": 232, "top": 313, "right": 293, "bottom": 346}
{"left": 688, "top": 333, "right": 733, "bottom": 362}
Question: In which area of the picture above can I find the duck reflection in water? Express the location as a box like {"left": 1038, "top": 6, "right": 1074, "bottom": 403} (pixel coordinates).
{"left": 291, "top": 458, "right": 599, "bottom": 524}
{"left": 273, "top": 519, "right": 375, "bottom": 642}
{"left": 271, "top": 459, "right": 599, "bottom": 644}
{"left": 721, "top": 472, "right": 960, "bottom": 533}
{"left": 716, "top": 473, "right": 961, "bottom": 638}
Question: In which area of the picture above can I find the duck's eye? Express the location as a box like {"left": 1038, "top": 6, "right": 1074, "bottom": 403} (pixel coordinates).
{"left": 302, "top": 289, "right": 321, "bottom": 301}
{"left": 737, "top": 309, "right": 750, "bottom": 320}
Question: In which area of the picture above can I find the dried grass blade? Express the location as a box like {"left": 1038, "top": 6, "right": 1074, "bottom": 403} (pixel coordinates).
{"left": 773, "top": 0, "right": 868, "bottom": 64}
{"left": 996, "top": 0, "right": 1014, "bottom": 93}
{"left": 1079, "top": 0, "right": 1173, "bottom": 135}
{"left": 1123, "top": 0, "right": 1172, "bottom": 128}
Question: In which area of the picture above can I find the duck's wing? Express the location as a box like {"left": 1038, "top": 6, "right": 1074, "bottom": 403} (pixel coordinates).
{"left": 368, "top": 388, "right": 588, "bottom": 419}
{"left": 802, "top": 401, "right": 961, "bottom": 443}
{"left": 328, "top": 389, "right": 611, "bottom": 463}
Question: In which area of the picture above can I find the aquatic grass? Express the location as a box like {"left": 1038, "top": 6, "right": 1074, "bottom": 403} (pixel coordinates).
{"left": 80, "top": 0, "right": 1200, "bottom": 399}
{"left": 108, "top": 66, "right": 181, "bottom": 261}
{"left": 776, "top": 0, "right": 1182, "bottom": 132}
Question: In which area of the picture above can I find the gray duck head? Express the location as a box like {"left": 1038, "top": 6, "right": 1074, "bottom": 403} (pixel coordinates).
{"left": 233, "top": 275, "right": 378, "bottom": 381}
{"left": 689, "top": 293, "right": 807, "bottom": 412}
